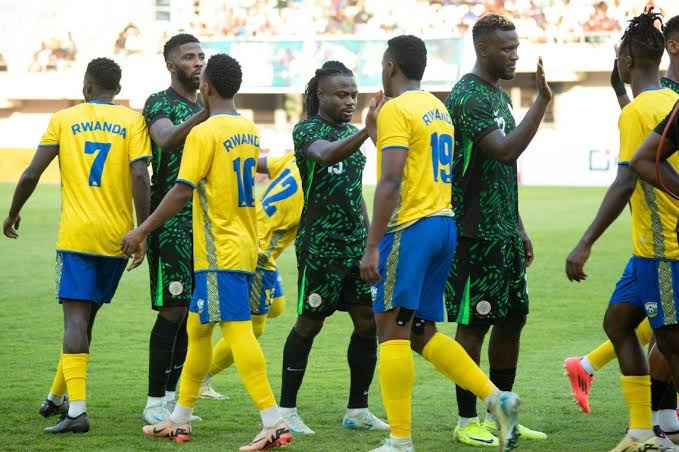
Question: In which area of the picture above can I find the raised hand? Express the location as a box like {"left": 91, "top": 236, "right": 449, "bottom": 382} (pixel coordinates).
{"left": 536, "top": 57, "right": 552, "bottom": 103}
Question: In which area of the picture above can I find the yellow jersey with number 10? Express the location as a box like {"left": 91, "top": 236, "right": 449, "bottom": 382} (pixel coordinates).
{"left": 376, "top": 90, "right": 454, "bottom": 230}
{"left": 39, "top": 101, "right": 151, "bottom": 257}
{"left": 256, "top": 152, "right": 303, "bottom": 271}
{"left": 177, "top": 113, "right": 260, "bottom": 273}
{"left": 617, "top": 88, "right": 679, "bottom": 260}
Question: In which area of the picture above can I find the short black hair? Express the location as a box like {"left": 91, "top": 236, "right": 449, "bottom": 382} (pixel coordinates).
{"left": 204, "top": 54, "right": 242, "bottom": 99}
{"left": 665, "top": 15, "right": 679, "bottom": 41}
{"left": 163, "top": 33, "right": 200, "bottom": 61}
{"left": 85, "top": 57, "right": 121, "bottom": 90}
{"left": 303, "top": 60, "right": 354, "bottom": 117}
{"left": 386, "top": 35, "right": 427, "bottom": 81}
{"left": 620, "top": 8, "right": 665, "bottom": 63}
{"left": 472, "top": 14, "right": 516, "bottom": 43}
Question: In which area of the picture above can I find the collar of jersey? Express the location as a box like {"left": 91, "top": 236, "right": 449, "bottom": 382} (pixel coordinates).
{"left": 88, "top": 100, "right": 113, "bottom": 105}
{"left": 211, "top": 111, "right": 241, "bottom": 116}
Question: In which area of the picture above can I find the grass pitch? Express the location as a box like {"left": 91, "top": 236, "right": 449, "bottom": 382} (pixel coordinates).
{"left": 1, "top": 185, "right": 634, "bottom": 451}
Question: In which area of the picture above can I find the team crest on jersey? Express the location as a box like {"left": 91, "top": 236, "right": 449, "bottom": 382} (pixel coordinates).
{"left": 169, "top": 281, "right": 184, "bottom": 296}
{"left": 645, "top": 302, "right": 658, "bottom": 318}
{"left": 308, "top": 293, "right": 322, "bottom": 308}
{"left": 476, "top": 300, "right": 492, "bottom": 316}
{"left": 197, "top": 298, "right": 205, "bottom": 313}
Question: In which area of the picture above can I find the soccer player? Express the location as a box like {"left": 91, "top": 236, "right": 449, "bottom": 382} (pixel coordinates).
{"left": 141, "top": 33, "right": 209, "bottom": 424}
{"left": 564, "top": 11, "right": 679, "bottom": 451}
{"left": 121, "top": 54, "right": 291, "bottom": 450}
{"left": 2, "top": 58, "right": 151, "bottom": 433}
{"left": 443, "top": 14, "right": 550, "bottom": 446}
{"left": 564, "top": 15, "right": 679, "bottom": 426}
{"left": 278, "top": 60, "right": 388, "bottom": 434}
{"left": 200, "top": 152, "right": 302, "bottom": 399}
{"left": 360, "top": 34, "right": 520, "bottom": 452}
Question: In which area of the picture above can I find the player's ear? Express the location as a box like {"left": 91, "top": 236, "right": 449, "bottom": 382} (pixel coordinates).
{"left": 165, "top": 59, "right": 174, "bottom": 73}
{"left": 475, "top": 42, "right": 488, "bottom": 58}
{"left": 667, "top": 39, "right": 679, "bottom": 56}
{"left": 115, "top": 84, "right": 121, "bottom": 95}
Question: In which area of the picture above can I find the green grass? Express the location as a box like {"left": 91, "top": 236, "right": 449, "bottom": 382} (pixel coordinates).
{"left": 1, "top": 185, "right": 634, "bottom": 451}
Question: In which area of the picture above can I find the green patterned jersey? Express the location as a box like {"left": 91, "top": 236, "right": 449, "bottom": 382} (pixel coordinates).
{"left": 143, "top": 88, "right": 202, "bottom": 222}
{"left": 445, "top": 73, "right": 519, "bottom": 240}
{"left": 662, "top": 77, "right": 679, "bottom": 94}
{"left": 293, "top": 115, "right": 367, "bottom": 258}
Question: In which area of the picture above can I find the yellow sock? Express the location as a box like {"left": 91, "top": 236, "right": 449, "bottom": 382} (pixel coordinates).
{"left": 621, "top": 375, "right": 652, "bottom": 429}
{"left": 267, "top": 296, "right": 285, "bottom": 319}
{"left": 62, "top": 353, "right": 89, "bottom": 401}
{"left": 586, "top": 319, "right": 653, "bottom": 371}
{"left": 221, "top": 320, "right": 276, "bottom": 410}
{"left": 50, "top": 351, "right": 67, "bottom": 396}
{"left": 585, "top": 341, "right": 616, "bottom": 371}
{"left": 637, "top": 318, "right": 653, "bottom": 346}
{"left": 421, "top": 332, "right": 496, "bottom": 400}
{"left": 379, "top": 340, "right": 413, "bottom": 439}
{"left": 178, "top": 312, "right": 215, "bottom": 409}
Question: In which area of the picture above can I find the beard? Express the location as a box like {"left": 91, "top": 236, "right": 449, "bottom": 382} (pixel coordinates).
{"left": 177, "top": 69, "right": 200, "bottom": 91}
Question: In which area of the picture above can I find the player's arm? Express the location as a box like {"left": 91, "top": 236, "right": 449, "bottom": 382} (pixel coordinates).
{"left": 518, "top": 213, "right": 534, "bottom": 267}
{"left": 3, "top": 145, "right": 58, "bottom": 238}
{"left": 565, "top": 165, "right": 637, "bottom": 282}
{"left": 256, "top": 156, "right": 269, "bottom": 175}
{"left": 611, "top": 59, "right": 630, "bottom": 110}
{"left": 121, "top": 181, "right": 193, "bottom": 256}
{"left": 305, "top": 129, "right": 370, "bottom": 166}
{"left": 360, "top": 149, "right": 407, "bottom": 284}
{"left": 630, "top": 112, "right": 679, "bottom": 195}
{"left": 477, "top": 58, "right": 551, "bottom": 163}
{"left": 126, "top": 159, "right": 151, "bottom": 270}
{"left": 148, "top": 109, "right": 209, "bottom": 150}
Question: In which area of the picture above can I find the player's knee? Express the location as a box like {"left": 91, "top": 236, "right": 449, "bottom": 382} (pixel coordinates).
{"left": 603, "top": 317, "right": 631, "bottom": 345}
{"left": 267, "top": 296, "right": 285, "bottom": 319}
{"left": 159, "top": 306, "right": 187, "bottom": 324}
{"left": 354, "top": 315, "right": 377, "bottom": 338}
{"left": 654, "top": 329, "right": 679, "bottom": 359}
{"left": 294, "top": 315, "right": 324, "bottom": 338}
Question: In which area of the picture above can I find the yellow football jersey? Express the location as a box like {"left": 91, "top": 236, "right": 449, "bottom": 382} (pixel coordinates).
{"left": 177, "top": 113, "right": 260, "bottom": 272}
{"left": 618, "top": 88, "right": 679, "bottom": 260}
{"left": 256, "top": 152, "right": 303, "bottom": 271}
{"left": 39, "top": 101, "right": 151, "bottom": 256}
{"left": 376, "top": 90, "right": 454, "bottom": 229}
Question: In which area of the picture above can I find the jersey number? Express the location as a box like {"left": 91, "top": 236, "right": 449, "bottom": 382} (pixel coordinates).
{"left": 233, "top": 157, "right": 256, "bottom": 207}
{"left": 84, "top": 141, "right": 112, "bottom": 187}
{"left": 430, "top": 132, "right": 453, "bottom": 183}
{"left": 261, "top": 168, "right": 298, "bottom": 217}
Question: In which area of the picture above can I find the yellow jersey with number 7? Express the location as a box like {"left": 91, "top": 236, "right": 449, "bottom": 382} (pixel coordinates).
{"left": 39, "top": 101, "right": 151, "bottom": 257}
{"left": 177, "top": 113, "right": 260, "bottom": 273}
{"left": 376, "top": 90, "right": 454, "bottom": 230}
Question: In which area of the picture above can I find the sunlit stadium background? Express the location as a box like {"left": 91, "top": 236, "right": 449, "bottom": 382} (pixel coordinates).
{"left": 0, "top": 0, "right": 677, "bottom": 185}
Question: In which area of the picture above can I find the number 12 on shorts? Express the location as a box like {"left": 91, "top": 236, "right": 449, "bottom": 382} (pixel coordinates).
{"left": 430, "top": 132, "right": 452, "bottom": 183}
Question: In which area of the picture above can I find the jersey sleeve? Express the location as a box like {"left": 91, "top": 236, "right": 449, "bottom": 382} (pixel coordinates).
{"left": 292, "top": 120, "right": 322, "bottom": 160}
{"left": 654, "top": 100, "right": 679, "bottom": 150}
{"left": 618, "top": 106, "right": 645, "bottom": 165}
{"left": 376, "top": 100, "right": 410, "bottom": 151}
{"left": 39, "top": 112, "right": 61, "bottom": 148}
{"left": 129, "top": 112, "right": 152, "bottom": 163}
{"left": 142, "top": 94, "right": 171, "bottom": 127}
{"left": 265, "top": 154, "right": 289, "bottom": 179}
{"left": 454, "top": 93, "right": 500, "bottom": 143}
{"left": 176, "top": 128, "right": 213, "bottom": 188}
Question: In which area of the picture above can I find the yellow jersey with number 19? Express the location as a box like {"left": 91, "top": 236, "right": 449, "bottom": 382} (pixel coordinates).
{"left": 256, "top": 152, "right": 303, "bottom": 271}
{"left": 177, "top": 113, "right": 260, "bottom": 273}
{"left": 617, "top": 88, "right": 679, "bottom": 260}
{"left": 39, "top": 101, "right": 151, "bottom": 257}
{"left": 376, "top": 90, "right": 454, "bottom": 230}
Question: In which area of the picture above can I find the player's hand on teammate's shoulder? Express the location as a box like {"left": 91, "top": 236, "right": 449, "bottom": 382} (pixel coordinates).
{"left": 565, "top": 242, "right": 591, "bottom": 282}
{"left": 536, "top": 57, "right": 552, "bottom": 103}
{"left": 3, "top": 214, "right": 21, "bottom": 239}
{"left": 360, "top": 245, "right": 381, "bottom": 284}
